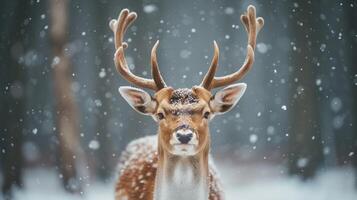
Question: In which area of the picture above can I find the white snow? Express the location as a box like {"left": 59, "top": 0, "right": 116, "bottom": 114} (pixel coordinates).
{"left": 257, "top": 112, "right": 261, "bottom": 117}
{"left": 32, "top": 128, "right": 38, "bottom": 135}
{"left": 98, "top": 68, "right": 106, "bottom": 78}
{"left": 180, "top": 49, "right": 191, "bottom": 59}
{"left": 257, "top": 43, "right": 268, "bottom": 54}
{"left": 52, "top": 56, "right": 60, "bottom": 66}
{"left": 330, "top": 97, "right": 342, "bottom": 112}
{"left": 249, "top": 134, "right": 258, "bottom": 144}
{"left": 267, "top": 125, "right": 275, "bottom": 135}
{"left": 297, "top": 158, "right": 309, "bottom": 168}
{"left": 143, "top": 4, "right": 158, "bottom": 14}
{"left": 220, "top": 164, "right": 357, "bottom": 200}
{"left": 224, "top": 7, "right": 234, "bottom": 15}
{"left": 281, "top": 105, "right": 287, "bottom": 110}
{"left": 9, "top": 164, "right": 357, "bottom": 200}
{"left": 316, "top": 79, "right": 322, "bottom": 86}
{"left": 12, "top": 169, "right": 113, "bottom": 200}
{"left": 320, "top": 43, "right": 326, "bottom": 52}
{"left": 88, "top": 140, "right": 100, "bottom": 150}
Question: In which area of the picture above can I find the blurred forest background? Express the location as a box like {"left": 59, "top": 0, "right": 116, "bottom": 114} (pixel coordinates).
{"left": 1, "top": 0, "right": 357, "bottom": 199}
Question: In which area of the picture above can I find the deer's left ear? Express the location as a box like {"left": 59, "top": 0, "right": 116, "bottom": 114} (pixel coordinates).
{"left": 210, "top": 83, "right": 247, "bottom": 114}
{"left": 119, "top": 86, "right": 157, "bottom": 115}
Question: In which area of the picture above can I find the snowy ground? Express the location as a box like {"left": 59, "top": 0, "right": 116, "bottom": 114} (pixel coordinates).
{"left": 10, "top": 163, "right": 357, "bottom": 200}
{"left": 220, "top": 164, "right": 357, "bottom": 200}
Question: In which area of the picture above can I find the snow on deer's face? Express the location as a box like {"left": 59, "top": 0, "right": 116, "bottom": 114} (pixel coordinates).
{"left": 119, "top": 83, "right": 247, "bottom": 156}
{"left": 154, "top": 87, "right": 212, "bottom": 156}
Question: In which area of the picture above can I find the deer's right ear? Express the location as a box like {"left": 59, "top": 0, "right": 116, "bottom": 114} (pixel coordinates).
{"left": 119, "top": 86, "right": 157, "bottom": 115}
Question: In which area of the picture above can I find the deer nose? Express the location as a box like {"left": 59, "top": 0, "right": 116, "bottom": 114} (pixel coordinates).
{"left": 176, "top": 132, "right": 193, "bottom": 144}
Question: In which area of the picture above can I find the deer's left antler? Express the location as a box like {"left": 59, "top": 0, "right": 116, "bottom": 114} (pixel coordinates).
{"left": 200, "top": 5, "right": 264, "bottom": 90}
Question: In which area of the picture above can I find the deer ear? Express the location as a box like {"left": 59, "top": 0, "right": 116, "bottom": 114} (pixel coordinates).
{"left": 119, "top": 86, "right": 157, "bottom": 115}
{"left": 210, "top": 83, "right": 247, "bottom": 114}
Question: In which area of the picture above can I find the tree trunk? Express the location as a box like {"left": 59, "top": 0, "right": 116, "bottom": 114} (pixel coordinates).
{"left": 49, "top": 0, "right": 83, "bottom": 193}
{"left": 92, "top": 2, "right": 116, "bottom": 180}
{"left": 1, "top": 80, "right": 25, "bottom": 199}
{"left": 0, "top": 0, "right": 28, "bottom": 198}
{"left": 287, "top": 1, "right": 323, "bottom": 179}
{"left": 344, "top": 2, "right": 357, "bottom": 188}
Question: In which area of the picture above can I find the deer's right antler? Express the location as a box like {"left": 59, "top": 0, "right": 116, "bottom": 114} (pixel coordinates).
{"left": 109, "top": 9, "right": 166, "bottom": 91}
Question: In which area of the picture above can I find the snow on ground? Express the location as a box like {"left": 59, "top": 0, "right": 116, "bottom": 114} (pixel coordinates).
{"left": 219, "top": 163, "right": 357, "bottom": 200}
{"left": 11, "top": 164, "right": 357, "bottom": 200}
{"left": 12, "top": 168, "right": 113, "bottom": 200}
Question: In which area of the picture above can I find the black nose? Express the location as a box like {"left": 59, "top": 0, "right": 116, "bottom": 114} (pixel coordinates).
{"left": 176, "top": 133, "right": 193, "bottom": 144}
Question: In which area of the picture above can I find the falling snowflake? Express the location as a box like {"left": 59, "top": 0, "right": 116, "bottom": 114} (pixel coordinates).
{"left": 297, "top": 158, "right": 309, "bottom": 168}
{"left": 143, "top": 4, "right": 158, "bottom": 13}
{"left": 99, "top": 68, "right": 106, "bottom": 78}
{"left": 224, "top": 7, "right": 234, "bottom": 15}
{"left": 89, "top": 140, "right": 100, "bottom": 150}
{"left": 257, "top": 43, "right": 268, "bottom": 54}
{"left": 32, "top": 128, "right": 38, "bottom": 135}
{"left": 315, "top": 79, "right": 322, "bottom": 86}
{"left": 249, "top": 134, "right": 258, "bottom": 144}
{"left": 330, "top": 97, "right": 342, "bottom": 112}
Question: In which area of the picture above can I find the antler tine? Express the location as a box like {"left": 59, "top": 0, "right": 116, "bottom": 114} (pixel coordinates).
{"left": 200, "top": 41, "right": 219, "bottom": 89}
{"left": 151, "top": 40, "right": 167, "bottom": 89}
{"left": 256, "top": 17, "right": 264, "bottom": 33}
{"left": 110, "top": 9, "right": 166, "bottom": 91}
{"left": 110, "top": 9, "right": 129, "bottom": 49}
{"left": 200, "top": 5, "right": 264, "bottom": 90}
{"left": 121, "top": 12, "right": 137, "bottom": 49}
{"left": 247, "top": 6, "right": 257, "bottom": 49}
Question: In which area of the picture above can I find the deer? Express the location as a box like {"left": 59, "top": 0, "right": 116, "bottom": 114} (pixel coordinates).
{"left": 109, "top": 5, "right": 264, "bottom": 200}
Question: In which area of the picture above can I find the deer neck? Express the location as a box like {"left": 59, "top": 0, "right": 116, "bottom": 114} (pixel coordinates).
{"left": 154, "top": 135, "right": 210, "bottom": 200}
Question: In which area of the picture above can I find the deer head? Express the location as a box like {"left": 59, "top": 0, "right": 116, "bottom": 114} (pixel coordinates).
{"left": 110, "top": 6, "right": 264, "bottom": 156}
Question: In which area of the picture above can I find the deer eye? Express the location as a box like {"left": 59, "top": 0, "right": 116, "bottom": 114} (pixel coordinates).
{"left": 157, "top": 112, "right": 165, "bottom": 120}
{"left": 203, "top": 111, "right": 210, "bottom": 119}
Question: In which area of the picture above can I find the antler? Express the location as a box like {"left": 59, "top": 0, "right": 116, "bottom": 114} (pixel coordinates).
{"left": 109, "top": 9, "right": 166, "bottom": 91}
{"left": 200, "top": 5, "right": 264, "bottom": 90}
